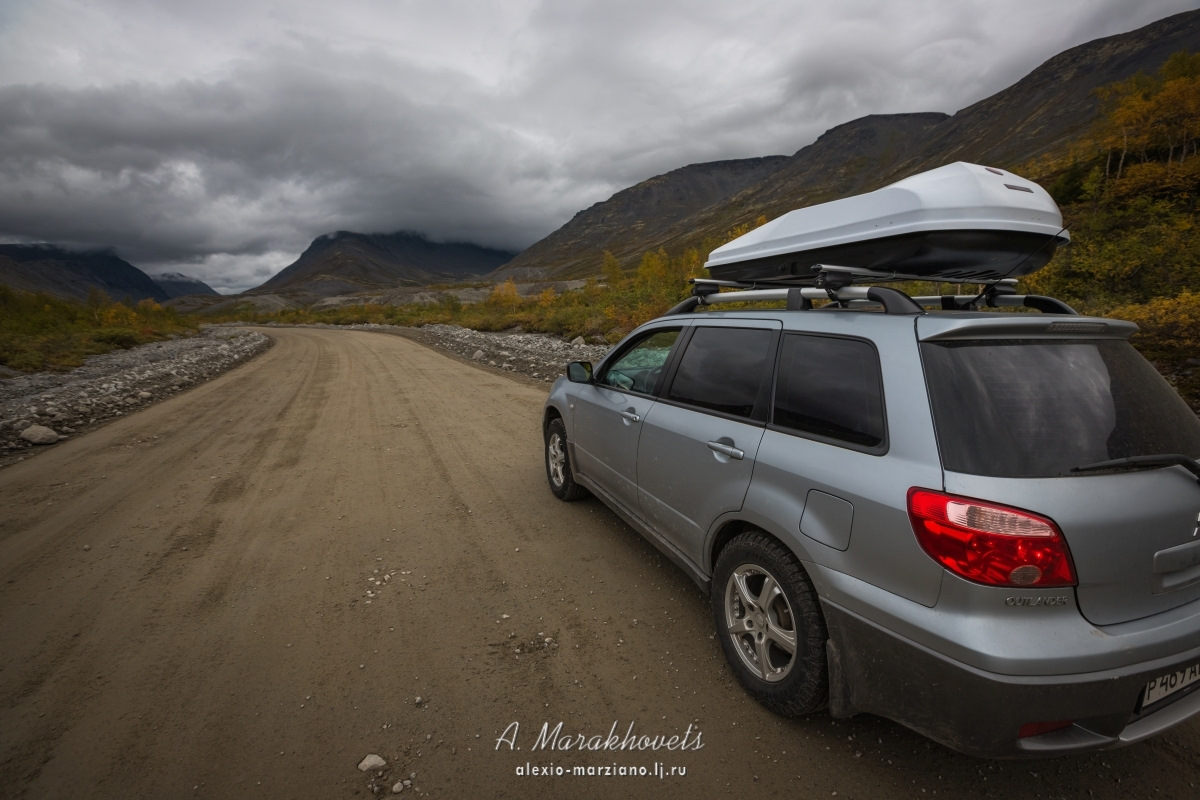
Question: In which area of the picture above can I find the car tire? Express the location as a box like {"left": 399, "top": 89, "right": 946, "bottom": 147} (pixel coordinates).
{"left": 545, "top": 417, "right": 588, "bottom": 501}
{"left": 712, "top": 530, "right": 828, "bottom": 716}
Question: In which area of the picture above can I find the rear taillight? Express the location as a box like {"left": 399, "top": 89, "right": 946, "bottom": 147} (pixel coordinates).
{"left": 907, "top": 488, "right": 1076, "bottom": 588}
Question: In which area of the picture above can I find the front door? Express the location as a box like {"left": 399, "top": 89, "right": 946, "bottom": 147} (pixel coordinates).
{"left": 570, "top": 327, "right": 683, "bottom": 515}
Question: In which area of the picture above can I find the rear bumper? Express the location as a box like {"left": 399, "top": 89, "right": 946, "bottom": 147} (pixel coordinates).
{"left": 824, "top": 602, "right": 1200, "bottom": 758}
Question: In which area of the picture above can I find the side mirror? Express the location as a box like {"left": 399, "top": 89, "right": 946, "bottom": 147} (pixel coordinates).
{"left": 567, "top": 361, "right": 593, "bottom": 383}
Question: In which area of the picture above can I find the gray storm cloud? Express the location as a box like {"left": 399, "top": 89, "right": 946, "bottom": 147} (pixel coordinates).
{"left": 0, "top": 0, "right": 1194, "bottom": 292}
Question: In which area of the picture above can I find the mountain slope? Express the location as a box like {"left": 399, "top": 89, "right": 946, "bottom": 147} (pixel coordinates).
{"left": 0, "top": 245, "right": 168, "bottom": 303}
{"left": 501, "top": 9, "right": 1200, "bottom": 280}
{"left": 892, "top": 8, "right": 1200, "bottom": 178}
{"left": 251, "top": 231, "right": 516, "bottom": 302}
{"left": 494, "top": 157, "right": 788, "bottom": 279}
{"left": 151, "top": 272, "right": 220, "bottom": 298}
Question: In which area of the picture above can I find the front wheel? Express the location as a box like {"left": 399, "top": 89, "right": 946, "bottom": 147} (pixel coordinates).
{"left": 712, "top": 530, "right": 828, "bottom": 716}
{"left": 545, "top": 417, "right": 588, "bottom": 501}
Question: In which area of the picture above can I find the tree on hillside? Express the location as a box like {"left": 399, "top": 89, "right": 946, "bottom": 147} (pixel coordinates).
{"left": 1094, "top": 52, "right": 1200, "bottom": 179}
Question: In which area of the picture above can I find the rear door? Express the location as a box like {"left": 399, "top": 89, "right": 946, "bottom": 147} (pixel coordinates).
{"left": 635, "top": 322, "right": 779, "bottom": 567}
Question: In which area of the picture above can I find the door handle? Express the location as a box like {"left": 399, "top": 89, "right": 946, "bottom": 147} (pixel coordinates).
{"left": 707, "top": 441, "right": 745, "bottom": 460}
{"left": 619, "top": 410, "right": 641, "bottom": 423}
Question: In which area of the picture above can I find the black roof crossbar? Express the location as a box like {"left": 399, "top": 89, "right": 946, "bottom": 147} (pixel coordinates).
{"left": 664, "top": 296, "right": 702, "bottom": 315}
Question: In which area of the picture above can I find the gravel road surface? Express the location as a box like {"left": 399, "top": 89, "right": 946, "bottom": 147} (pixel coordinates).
{"left": 2, "top": 327, "right": 1197, "bottom": 799}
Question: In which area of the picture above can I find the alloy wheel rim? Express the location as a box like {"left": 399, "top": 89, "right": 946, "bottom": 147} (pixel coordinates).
{"left": 548, "top": 432, "right": 566, "bottom": 487}
{"left": 723, "top": 564, "right": 798, "bottom": 683}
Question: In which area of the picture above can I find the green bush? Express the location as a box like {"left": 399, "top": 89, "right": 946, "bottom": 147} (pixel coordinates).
{"left": 92, "top": 328, "right": 141, "bottom": 348}
{"left": 0, "top": 286, "right": 198, "bottom": 373}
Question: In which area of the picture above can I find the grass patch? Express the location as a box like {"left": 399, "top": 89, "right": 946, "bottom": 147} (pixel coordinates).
{"left": 0, "top": 286, "right": 199, "bottom": 373}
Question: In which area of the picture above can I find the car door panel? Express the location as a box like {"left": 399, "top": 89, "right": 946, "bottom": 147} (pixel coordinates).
{"left": 637, "top": 403, "right": 766, "bottom": 566}
{"left": 571, "top": 386, "right": 656, "bottom": 512}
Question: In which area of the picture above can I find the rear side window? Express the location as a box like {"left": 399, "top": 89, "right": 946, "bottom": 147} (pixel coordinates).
{"left": 772, "top": 334, "right": 886, "bottom": 449}
{"left": 922, "top": 339, "right": 1200, "bottom": 478}
{"left": 667, "top": 326, "right": 773, "bottom": 418}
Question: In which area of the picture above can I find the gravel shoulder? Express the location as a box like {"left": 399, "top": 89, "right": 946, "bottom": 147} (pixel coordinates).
{"left": 257, "top": 321, "right": 613, "bottom": 383}
{"left": 0, "top": 327, "right": 272, "bottom": 467}
{"left": 1, "top": 326, "right": 1197, "bottom": 799}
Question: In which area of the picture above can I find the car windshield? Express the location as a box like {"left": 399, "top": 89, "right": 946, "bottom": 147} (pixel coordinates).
{"left": 921, "top": 339, "right": 1200, "bottom": 478}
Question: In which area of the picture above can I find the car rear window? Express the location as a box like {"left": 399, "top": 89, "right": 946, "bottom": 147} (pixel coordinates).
{"left": 667, "top": 326, "right": 773, "bottom": 418}
{"left": 922, "top": 339, "right": 1200, "bottom": 478}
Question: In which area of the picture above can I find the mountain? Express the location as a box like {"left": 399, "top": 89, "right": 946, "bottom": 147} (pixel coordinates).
{"left": 496, "top": 9, "right": 1200, "bottom": 280}
{"left": 496, "top": 156, "right": 788, "bottom": 279}
{"left": 0, "top": 244, "right": 168, "bottom": 303}
{"left": 151, "top": 272, "right": 220, "bottom": 298}
{"left": 250, "top": 230, "right": 516, "bottom": 303}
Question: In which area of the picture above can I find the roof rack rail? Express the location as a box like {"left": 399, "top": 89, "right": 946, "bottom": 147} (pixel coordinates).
{"left": 665, "top": 273, "right": 1079, "bottom": 316}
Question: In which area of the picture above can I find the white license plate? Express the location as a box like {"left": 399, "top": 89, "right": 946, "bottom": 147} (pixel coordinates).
{"left": 1143, "top": 662, "right": 1200, "bottom": 708}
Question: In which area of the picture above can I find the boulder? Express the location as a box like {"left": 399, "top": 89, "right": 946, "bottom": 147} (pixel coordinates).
{"left": 20, "top": 425, "right": 60, "bottom": 445}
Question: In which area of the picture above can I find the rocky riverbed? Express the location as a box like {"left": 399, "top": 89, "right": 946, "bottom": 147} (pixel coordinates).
{"left": 0, "top": 327, "right": 273, "bottom": 464}
{"left": 0, "top": 323, "right": 612, "bottom": 465}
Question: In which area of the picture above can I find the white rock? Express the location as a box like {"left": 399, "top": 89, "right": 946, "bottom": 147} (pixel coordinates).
{"left": 20, "top": 425, "right": 59, "bottom": 444}
{"left": 392, "top": 781, "right": 405, "bottom": 793}
{"left": 571, "top": 336, "right": 586, "bottom": 346}
{"left": 472, "top": 350, "right": 484, "bottom": 360}
{"left": 358, "top": 754, "right": 387, "bottom": 771}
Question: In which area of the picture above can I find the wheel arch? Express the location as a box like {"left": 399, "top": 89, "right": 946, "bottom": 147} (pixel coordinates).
{"left": 706, "top": 515, "right": 824, "bottom": 594}
{"left": 706, "top": 519, "right": 759, "bottom": 579}
{"left": 542, "top": 404, "right": 563, "bottom": 433}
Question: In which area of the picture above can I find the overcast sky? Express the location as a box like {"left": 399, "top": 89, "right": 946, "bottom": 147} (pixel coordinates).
{"left": 0, "top": 0, "right": 1196, "bottom": 293}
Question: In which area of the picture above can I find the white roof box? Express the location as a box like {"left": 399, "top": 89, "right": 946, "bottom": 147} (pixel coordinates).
{"left": 704, "top": 162, "right": 1069, "bottom": 284}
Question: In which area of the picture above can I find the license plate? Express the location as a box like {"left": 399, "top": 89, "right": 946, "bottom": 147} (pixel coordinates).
{"left": 1143, "top": 662, "right": 1200, "bottom": 708}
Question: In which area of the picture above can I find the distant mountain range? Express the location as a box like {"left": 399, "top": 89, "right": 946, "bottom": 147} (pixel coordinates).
{"left": 0, "top": 231, "right": 513, "bottom": 309}
{"left": 493, "top": 8, "right": 1200, "bottom": 280}
{"left": 0, "top": 244, "right": 169, "bottom": 303}
{"left": 0, "top": 244, "right": 222, "bottom": 303}
{"left": 151, "top": 272, "right": 219, "bottom": 298}
{"left": 247, "top": 231, "right": 516, "bottom": 303}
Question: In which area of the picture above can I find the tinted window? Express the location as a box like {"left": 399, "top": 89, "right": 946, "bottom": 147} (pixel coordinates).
{"left": 772, "top": 334, "right": 886, "bottom": 448}
{"left": 922, "top": 339, "right": 1200, "bottom": 477}
{"left": 600, "top": 329, "right": 680, "bottom": 394}
{"left": 667, "top": 327, "right": 772, "bottom": 418}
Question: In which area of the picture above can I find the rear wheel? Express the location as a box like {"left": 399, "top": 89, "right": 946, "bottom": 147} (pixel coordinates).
{"left": 712, "top": 530, "right": 828, "bottom": 716}
{"left": 545, "top": 417, "right": 588, "bottom": 501}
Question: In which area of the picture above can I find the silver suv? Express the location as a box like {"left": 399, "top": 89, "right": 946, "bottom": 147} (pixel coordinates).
{"left": 542, "top": 282, "right": 1200, "bottom": 757}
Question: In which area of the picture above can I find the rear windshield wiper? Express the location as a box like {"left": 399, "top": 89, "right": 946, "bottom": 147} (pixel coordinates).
{"left": 1070, "top": 454, "right": 1200, "bottom": 484}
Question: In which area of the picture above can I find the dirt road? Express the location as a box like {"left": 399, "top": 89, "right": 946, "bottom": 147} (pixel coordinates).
{"left": 2, "top": 327, "right": 1197, "bottom": 799}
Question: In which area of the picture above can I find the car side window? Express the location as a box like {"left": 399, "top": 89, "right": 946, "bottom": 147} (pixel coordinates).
{"left": 772, "top": 334, "right": 886, "bottom": 449}
{"left": 599, "top": 329, "right": 681, "bottom": 394}
{"left": 666, "top": 326, "right": 773, "bottom": 418}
